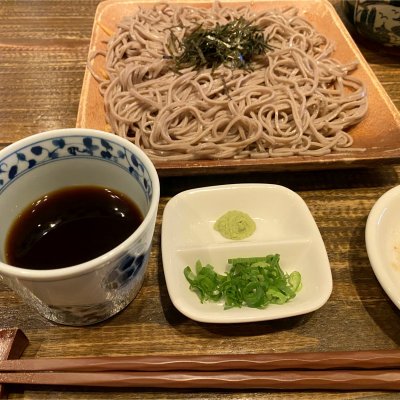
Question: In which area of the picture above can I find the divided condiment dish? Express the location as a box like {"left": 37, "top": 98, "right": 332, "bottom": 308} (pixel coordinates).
{"left": 161, "top": 183, "right": 332, "bottom": 323}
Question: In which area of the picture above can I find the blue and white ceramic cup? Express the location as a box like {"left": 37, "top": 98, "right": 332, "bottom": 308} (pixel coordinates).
{"left": 0, "top": 128, "right": 160, "bottom": 325}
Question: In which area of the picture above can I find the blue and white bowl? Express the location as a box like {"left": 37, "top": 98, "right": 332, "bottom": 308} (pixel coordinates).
{"left": 0, "top": 128, "right": 160, "bottom": 325}
{"left": 342, "top": 0, "right": 400, "bottom": 47}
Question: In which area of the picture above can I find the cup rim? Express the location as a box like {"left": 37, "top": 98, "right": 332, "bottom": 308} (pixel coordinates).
{"left": 0, "top": 128, "right": 160, "bottom": 281}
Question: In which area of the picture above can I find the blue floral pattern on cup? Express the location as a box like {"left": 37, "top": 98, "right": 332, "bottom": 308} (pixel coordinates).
{"left": 104, "top": 250, "right": 150, "bottom": 290}
{"left": 0, "top": 135, "right": 153, "bottom": 201}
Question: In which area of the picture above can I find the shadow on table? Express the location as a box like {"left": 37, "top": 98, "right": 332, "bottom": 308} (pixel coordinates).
{"left": 160, "top": 165, "right": 399, "bottom": 198}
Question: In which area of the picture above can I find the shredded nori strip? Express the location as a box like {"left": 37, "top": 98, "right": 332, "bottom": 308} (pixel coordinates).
{"left": 168, "top": 17, "right": 273, "bottom": 71}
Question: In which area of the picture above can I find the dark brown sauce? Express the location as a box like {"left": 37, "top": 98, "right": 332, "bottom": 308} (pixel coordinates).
{"left": 5, "top": 186, "right": 143, "bottom": 270}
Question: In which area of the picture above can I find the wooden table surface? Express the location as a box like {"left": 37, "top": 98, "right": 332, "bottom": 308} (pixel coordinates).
{"left": 1, "top": 0, "right": 400, "bottom": 398}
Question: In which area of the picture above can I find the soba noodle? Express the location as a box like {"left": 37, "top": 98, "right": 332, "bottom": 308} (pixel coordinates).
{"left": 88, "top": 3, "right": 368, "bottom": 160}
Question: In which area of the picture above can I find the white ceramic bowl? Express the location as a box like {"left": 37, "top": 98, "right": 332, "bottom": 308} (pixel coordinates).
{"left": 161, "top": 184, "right": 332, "bottom": 323}
{"left": 0, "top": 128, "right": 160, "bottom": 325}
{"left": 366, "top": 185, "right": 400, "bottom": 309}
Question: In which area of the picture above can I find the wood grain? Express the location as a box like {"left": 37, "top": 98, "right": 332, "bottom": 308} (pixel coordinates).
{"left": 0, "top": 329, "right": 29, "bottom": 399}
{"left": 1, "top": 0, "right": 400, "bottom": 399}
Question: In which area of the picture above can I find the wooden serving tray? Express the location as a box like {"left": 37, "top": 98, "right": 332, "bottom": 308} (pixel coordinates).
{"left": 76, "top": 0, "right": 400, "bottom": 176}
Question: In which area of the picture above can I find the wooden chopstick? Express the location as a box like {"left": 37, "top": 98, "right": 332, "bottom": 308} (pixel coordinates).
{"left": 2, "top": 369, "right": 400, "bottom": 390}
{"left": 1, "top": 350, "right": 400, "bottom": 373}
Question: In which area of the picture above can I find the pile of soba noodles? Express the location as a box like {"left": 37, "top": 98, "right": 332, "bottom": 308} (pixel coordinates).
{"left": 89, "top": 3, "right": 368, "bottom": 160}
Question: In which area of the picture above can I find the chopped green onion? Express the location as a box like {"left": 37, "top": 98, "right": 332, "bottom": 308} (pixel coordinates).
{"left": 184, "top": 255, "right": 302, "bottom": 309}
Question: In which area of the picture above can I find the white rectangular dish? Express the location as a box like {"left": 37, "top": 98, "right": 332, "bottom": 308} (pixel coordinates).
{"left": 161, "top": 184, "right": 332, "bottom": 323}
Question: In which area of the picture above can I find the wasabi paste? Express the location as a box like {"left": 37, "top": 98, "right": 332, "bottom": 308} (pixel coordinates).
{"left": 214, "top": 210, "right": 256, "bottom": 240}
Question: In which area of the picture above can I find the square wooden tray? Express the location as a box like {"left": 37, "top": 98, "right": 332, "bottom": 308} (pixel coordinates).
{"left": 76, "top": 0, "right": 400, "bottom": 176}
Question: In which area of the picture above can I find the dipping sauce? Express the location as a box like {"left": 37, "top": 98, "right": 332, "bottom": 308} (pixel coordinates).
{"left": 5, "top": 186, "right": 143, "bottom": 270}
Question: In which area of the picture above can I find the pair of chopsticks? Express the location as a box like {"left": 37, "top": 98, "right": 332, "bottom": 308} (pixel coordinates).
{"left": 1, "top": 350, "right": 400, "bottom": 390}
